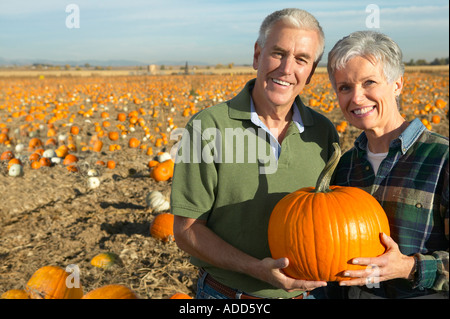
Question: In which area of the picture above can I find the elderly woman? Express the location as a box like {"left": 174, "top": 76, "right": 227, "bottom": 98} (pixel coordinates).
{"left": 327, "top": 31, "right": 448, "bottom": 299}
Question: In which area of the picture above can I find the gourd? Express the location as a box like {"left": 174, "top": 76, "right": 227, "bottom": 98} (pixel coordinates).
{"left": 82, "top": 284, "right": 138, "bottom": 299}
{"left": 25, "top": 265, "right": 84, "bottom": 299}
{"left": 90, "top": 252, "right": 118, "bottom": 269}
{"left": 146, "top": 191, "right": 170, "bottom": 213}
{"left": 268, "top": 143, "right": 390, "bottom": 281}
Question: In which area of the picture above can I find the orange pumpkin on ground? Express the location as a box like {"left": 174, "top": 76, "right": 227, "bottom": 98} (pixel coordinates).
{"left": 268, "top": 143, "right": 390, "bottom": 282}
{"left": 150, "top": 160, "right": 174, "bottom": 182}
{"left": 150, "top": 213, "right": 175, "bottom": 242}
{"left": 169, "top": 292, "right": 193, "bottom": 299}
{"left": 128, "top": 137, "right": 140, "bottom": 148}
{"left": 82, "top": 284, "right": 138, "bottom": 299}
{"left": 1, "top": 289, "right": 30, "bottom": 299}
{"left": 93, "top": 140, "right": 103, "bottom": 152}
{"left": 25, "top": 265, "right": 83, "bottom": 299}
{"left": 1, "top": 150, "right": 14, "bottom": 161}
{"left": 63, "top": 154, "right": 78, "bottom": 165}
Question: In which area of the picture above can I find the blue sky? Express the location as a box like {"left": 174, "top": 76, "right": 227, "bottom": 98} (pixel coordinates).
{"left": 0, "top": 0, "right": 448, "bottom": 65}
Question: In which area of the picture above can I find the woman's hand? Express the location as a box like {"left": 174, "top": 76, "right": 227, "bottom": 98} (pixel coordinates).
{"left": 339, "top": 233, "right": 415, "bottom": 287}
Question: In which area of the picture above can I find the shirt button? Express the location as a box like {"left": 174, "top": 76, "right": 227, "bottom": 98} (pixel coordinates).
{"left": 415, "top": 203, "right": 423, "bottom": 208}
{"left": 365, "top": 166, "right": 370, "bottom": 171}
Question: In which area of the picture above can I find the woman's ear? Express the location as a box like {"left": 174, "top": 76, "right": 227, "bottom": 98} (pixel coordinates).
{"left": 394, "top": 76, "right": 404, "bottom": 96}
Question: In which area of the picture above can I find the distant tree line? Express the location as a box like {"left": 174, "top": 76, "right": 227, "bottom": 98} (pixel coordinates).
{"left": 405, "top": 57, "right": 449, "bottom": 66}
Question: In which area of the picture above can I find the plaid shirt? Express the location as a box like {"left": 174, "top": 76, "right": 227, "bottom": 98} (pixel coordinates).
{"left": 334, "top": 118, "right": 449, "bottom": 298}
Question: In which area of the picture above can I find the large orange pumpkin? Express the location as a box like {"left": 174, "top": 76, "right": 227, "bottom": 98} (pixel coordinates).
{"left": 25, "top": 265, "right": 84, "bottom": 299}
{"left": 82, "top": 284, "right": 138, "bottom": 299}
{"left": 268, "top": 143, "right": 390, "bottom": 282}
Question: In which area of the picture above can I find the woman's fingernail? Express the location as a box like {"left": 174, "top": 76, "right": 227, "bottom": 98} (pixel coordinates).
{"left": 352, "top": 259, "right": 359, "bottom": 264}
{"left": 343, "top": 272, "right": 350, "bottom": 277}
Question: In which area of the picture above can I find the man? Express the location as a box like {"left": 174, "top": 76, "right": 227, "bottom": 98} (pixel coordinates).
{"left": 170, "top": 8, "right": 339, "bottom": 299}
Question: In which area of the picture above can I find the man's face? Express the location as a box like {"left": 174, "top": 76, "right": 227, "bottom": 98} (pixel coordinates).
{"left": 252, "top": 21, "right": 319, "bottom": 108}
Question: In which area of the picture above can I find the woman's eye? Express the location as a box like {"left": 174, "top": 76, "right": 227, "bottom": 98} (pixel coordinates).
{"left": 338, "top": 85, "right": 350, "bottom": 92}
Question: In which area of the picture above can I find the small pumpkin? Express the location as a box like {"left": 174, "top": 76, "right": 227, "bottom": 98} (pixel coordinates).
{"left": 128, "top": 137, "right": 140, "bottom": 148}
{"left": 70, "top": 125, "right": 80, "bottom": 135}
{"left": 25, "top": 265, "right": 84, "bottom": 299}
{"left": 1, "top": 150, "right": 14, "bottom": 161}
{"left": 63, "top": 154, "right": 78, "bottom": 165}
{"left": 106, "top": 160, "right": 116, "bottom": 169}
{"left": 268, "top": 143, "right": 390, "bottom": 282}
{"left": 90, "top": 252, "right": 119, "bottom": 269}
{"left": 93, "top": 140, "right": 103, "bottom": 152}
{"left": 8, "top": 163, "right": 24, "bottom": 177}
{"left": 150, "top": 213, "right": 175, "bottom": 242}
{"left": 169, "top": 292, "right": 193, "bottom": 299}
{"left": 108, "top": 131, "right": 119, "bottom": 141}
{"left": 146, "top": 191, "right": 170, "bottom": 213}
{"left": 28, "top": 137, "right": 43, "bottom": 150}
{"left": 82, "top": 284, "right": 138, "bottom": 299}
{"left": 150, "top": 160, "right": 174, "bottom": 182}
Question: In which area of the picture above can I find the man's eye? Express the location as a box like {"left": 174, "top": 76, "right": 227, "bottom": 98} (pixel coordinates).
{"left": 272, "top": 52, "right": 283, "bottom": 58}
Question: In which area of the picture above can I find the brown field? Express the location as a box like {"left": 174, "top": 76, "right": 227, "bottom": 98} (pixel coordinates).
{"left": 0, "top": 68, "right": 448, "bottom": 299}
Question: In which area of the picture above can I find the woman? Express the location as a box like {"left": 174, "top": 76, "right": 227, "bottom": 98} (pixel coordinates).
{"left": 327, "top": 31, "right": 448, "bottom": 299}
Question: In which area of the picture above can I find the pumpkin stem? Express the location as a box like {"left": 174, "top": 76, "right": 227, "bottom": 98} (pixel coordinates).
{"left": 315, "top": 142, "right": 341, "bottom": 193}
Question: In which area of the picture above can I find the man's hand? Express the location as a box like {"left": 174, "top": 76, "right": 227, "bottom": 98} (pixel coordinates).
{"left": 257, "top": 257, "right": 327, "bottom": 292}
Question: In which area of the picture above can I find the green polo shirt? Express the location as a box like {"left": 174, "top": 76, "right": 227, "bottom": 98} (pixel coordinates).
{"left": 170, "top": 79, "right": 339, "bottom": 298}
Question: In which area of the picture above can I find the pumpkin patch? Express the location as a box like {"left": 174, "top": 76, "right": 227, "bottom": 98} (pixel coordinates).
{"left": 0, "top": 68, "right": 447, "bottom": 298}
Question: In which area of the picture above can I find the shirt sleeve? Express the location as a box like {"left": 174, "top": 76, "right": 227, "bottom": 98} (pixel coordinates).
{"left": 170, "top": 118, "right": 218, "bottom": 220}
{"left": 414, "top": 157, "right": 449, "bottom": 292}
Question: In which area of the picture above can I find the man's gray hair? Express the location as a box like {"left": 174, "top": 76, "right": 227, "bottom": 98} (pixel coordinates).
{"left": 257, "top": 8, "right": 325, "bottom": 63}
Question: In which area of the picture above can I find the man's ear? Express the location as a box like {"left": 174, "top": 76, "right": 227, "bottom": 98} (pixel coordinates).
{"left": 253, "top": 42, "right": 261, "bottom": 70}
{"left": 306, "top": 62, "right": 318, "bottom": 85}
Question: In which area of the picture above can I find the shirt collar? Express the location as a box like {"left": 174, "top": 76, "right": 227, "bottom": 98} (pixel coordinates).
{"left": 250, "top": 98, "right": 304, "bottom": 134}
{"left": 354, "top": 118, "right": 427, "bottom": 155}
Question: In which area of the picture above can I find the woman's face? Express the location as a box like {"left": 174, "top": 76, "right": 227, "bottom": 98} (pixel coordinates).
{"left": 333, "top": 56, "right": 403, "bottom": 135}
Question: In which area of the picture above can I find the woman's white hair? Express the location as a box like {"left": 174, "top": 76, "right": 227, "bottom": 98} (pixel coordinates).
{"left": 327, "top": 31, "right": 405, "bottom": 90}
{"left": 257, "top": 8, "right": 325, "bottom": 63}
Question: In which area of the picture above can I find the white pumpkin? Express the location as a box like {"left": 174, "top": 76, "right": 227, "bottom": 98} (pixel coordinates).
{"left": 87, "top": 168, "right": 99, "bottom": 177}
{"left": 51, "top": 156, "right": 62, "bottom": 164}
{"left": 8, "top": 164, "right": 24, "bottom": 177}
{"left": 87, "top": 176, "right": 100, "bottom": 189}
{"left": 15, "top": 143, "right": 25, "bottom": 153}
{"left": 42, "top": 149, "right": 57, "bottom": 158}
{"left": 145, "top": 191, "right": 170, "bottom": 212}
{"left": 157, "top": 152, "right": 172, "bottom": 163}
